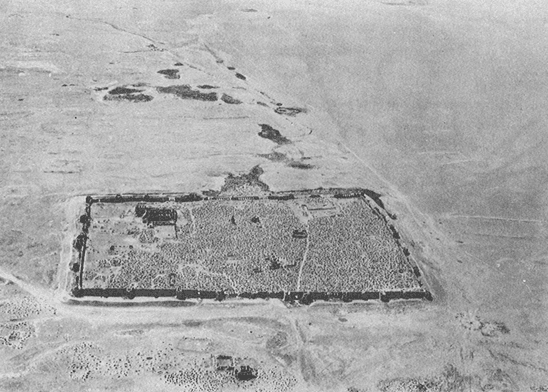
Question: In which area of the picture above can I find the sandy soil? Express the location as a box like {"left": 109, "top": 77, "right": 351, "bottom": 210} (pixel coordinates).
{"left": 1, "top": 0, "right": 547, "bottom": 390}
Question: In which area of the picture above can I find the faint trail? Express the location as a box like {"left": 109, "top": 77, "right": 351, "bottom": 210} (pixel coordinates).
{"left": 339, "top": 141, "right": 433, "bottom": 228}
{"left": 445, "top": 214, "right": 545, "bottom": 223}
{"left": 469, "top": 233, "right": 533, "bottom": 240}
{"left": 417, "top": 150, "right": 464, "bottom": 155}
{"left": 203, "top": 43, "right": 225, "bottom": 64}
{"left": 296, "top": 226, "right": 310, "bottom": 291}
{"left": 61, "top": 14, "right": 218, "bottom": 79}
{"left": 71, "top": 17, "right": 160, "bottom": 47}
{"left": 202, "top": 116, "right": 250, "bottom": 120}
{"left": 189, "top": 207, "right": 197, "bottom": 235}
{"left": 338, "top": 142, "right": 393, "bottom": 194}
{"left": 0, "top": 368, "right": 35, "bottom": 381}
{"left": 440, "top": 159, "right": 482, "bottom": 166}
{"left": 0, "top": 267, "right": 54, "bottom": 304}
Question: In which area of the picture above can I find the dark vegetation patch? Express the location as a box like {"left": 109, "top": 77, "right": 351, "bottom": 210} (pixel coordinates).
{"left": 157, "top": 85, "right": 218, "bottom": 101}
{"left": 363, "top": 189, "right": 385, "bottom": 209}
{"left": 221, "top": 165, "right": 270, "bottom": 193}
{"left": 389, "top": 225, "right": 400, "bottom": 240}
{"left": 227, "top": 66, "right": 236, "bottom": 70}
{"left": 197, "top": 85, "right": 218, "bottom": 89}
{"left": 257, "top": 101, "right": 269, "bottom": 107}
{"left": 487, "top": 322, "right": 510, "bottom": 336}
{"left": 94, "top": 87, "right": 108, "bottom": 91}
{"left": 202, "top": 189, "right": 220, "bottom": 197}
{"left": 456, "top": 313, "right": 510, "bottom": 337}
{"left": 221, "top": 93, "right": 242, "bottom": 104}
{"left": 258, "top": 124, "right": 291, "bottom": 145}
{"left": 157, "top": 69, "right": 180, "bottom": 79}
{"left": 103, "top": 94, "right": 153, "bottom": 103}
{"left": 147, "top": 44, "right": 163, "bottom": 51}
{"left": 274, "top": 107, "right": 306, "bottom": 116}
{"left": 287, "top": 161, "right": 314, "bottom": 170}
{"left": 109, "top": 86, "right": 144, "bottom": 95}
{"left": 258, "top": 151, "right": 287, "bottom": 162}
{"left": 174, "top": 62, "right": 183, "bottom": 66}
{"left": 235, "top": 73, "right": 247, "bottom": 80}
{"left": 478, "top": 320, "right": 510, "bottom": 337}
{"left": 241, "top": 8, "right": 258, "bottom": 12}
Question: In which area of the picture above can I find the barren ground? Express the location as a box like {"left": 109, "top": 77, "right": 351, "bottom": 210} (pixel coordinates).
{"left": 1, "top": 0, "right": 547, "bottom": 390}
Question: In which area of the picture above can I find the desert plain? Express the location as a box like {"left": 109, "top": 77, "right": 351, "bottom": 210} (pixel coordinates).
{"left": 1, "top": 0, "right": 547, "bottom": 390}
